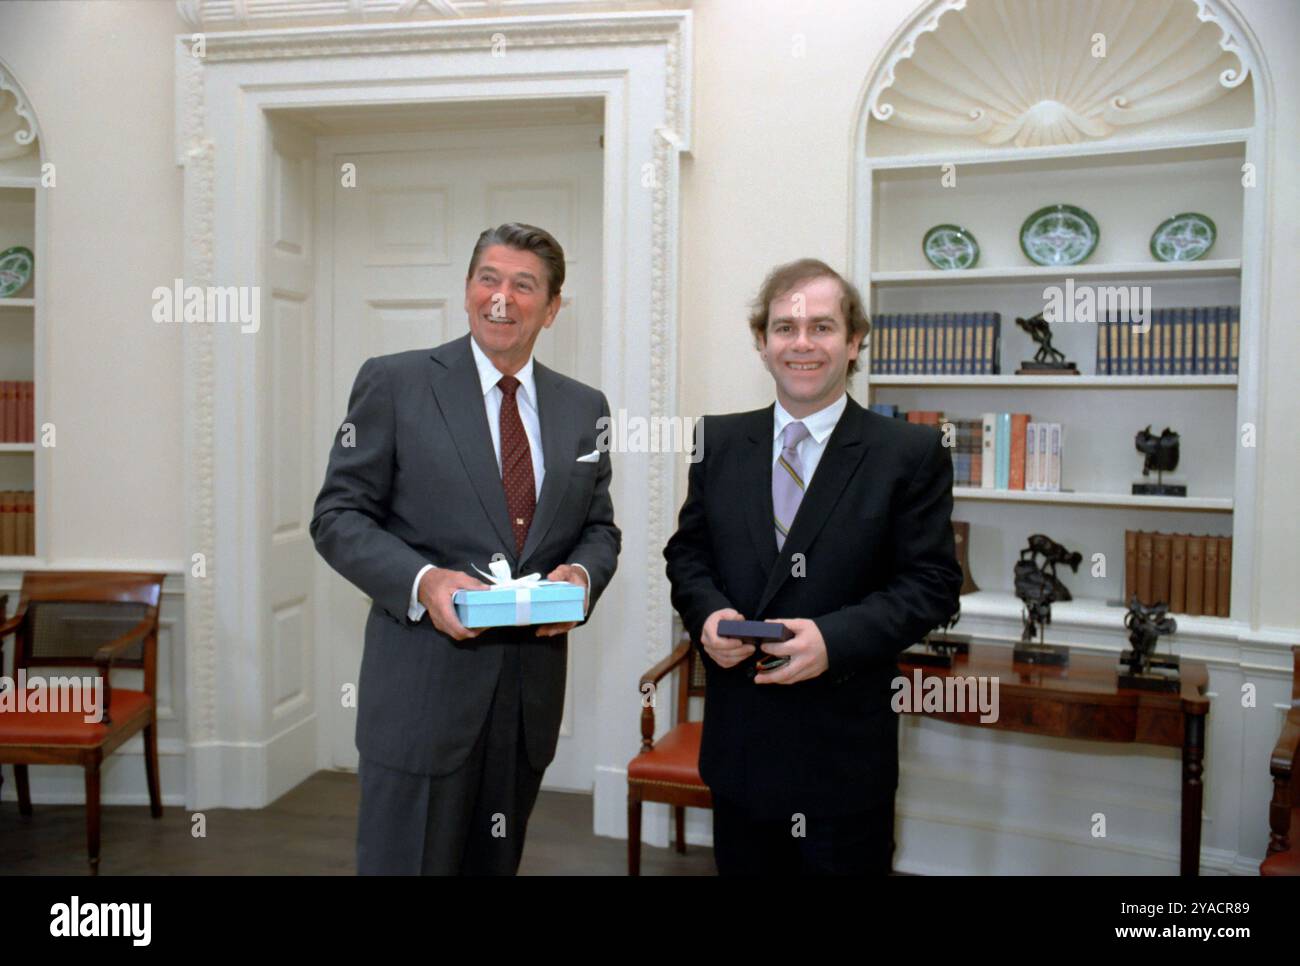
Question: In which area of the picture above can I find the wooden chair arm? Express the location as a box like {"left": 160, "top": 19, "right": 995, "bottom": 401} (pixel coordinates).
{"left": 93, "top": 616, "right": 154, "bottom": 668}
{"left": 1269, "top": 710, "right": 1300, "bottom": 778}
{"left": 93, "top": 616, "right": 155, "bottom": 725}
{"left": 0, "top": 604, "right": 29, "bottom": 639}
{"left": 638, "top": 638, "right": 694, "bottom": 752}
{"left": 639, "top": 638, "right": 692, "bottom": 689}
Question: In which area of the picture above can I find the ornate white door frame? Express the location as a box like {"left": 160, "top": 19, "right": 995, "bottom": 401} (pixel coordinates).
{"left": 174, "top": 13, "right": 692, "bottom": 818}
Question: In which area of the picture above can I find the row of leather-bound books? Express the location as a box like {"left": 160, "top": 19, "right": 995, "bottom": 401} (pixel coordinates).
{"left": 1125, "top": 530, "right": 1231, "bottom": 618}
{"left": 868, "top": 312, "right": 1002, "bottom": 375}
{"left": 1096, "top": 307, "right": 1239, "bottom": 376}
{"left": 0, "top": 490, "right": 35, "bottom": 556}
{"left": 0, "top": 381, "right": 35, "bottom": 442}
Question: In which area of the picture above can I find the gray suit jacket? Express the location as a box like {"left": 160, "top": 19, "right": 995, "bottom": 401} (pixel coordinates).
{"left": 311, "top": 334, "right": 620, "bottom": 776}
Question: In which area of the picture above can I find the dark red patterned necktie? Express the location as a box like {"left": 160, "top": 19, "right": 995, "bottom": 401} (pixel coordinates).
{"left": 497, "top": 375, "right": 536, "bottom": 555}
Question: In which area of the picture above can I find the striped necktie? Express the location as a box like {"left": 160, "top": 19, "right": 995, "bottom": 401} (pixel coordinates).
{"left": 773, "top": 420, "right": 811, "bottom": 551}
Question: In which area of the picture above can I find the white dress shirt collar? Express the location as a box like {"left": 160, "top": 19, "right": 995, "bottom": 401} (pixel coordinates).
{"left": 469, "top": 333, "right": 537, "bottom": 407}
{"left": 774, "top": 392, "right": 848, "bottom": 444}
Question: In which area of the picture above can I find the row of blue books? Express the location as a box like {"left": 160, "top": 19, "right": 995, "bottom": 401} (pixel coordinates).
{"left": 869, "top": 313, "right": 1002, "bottom": 375}
{"left": 1096, "top": 306, "right": 1239, "bottom": 375}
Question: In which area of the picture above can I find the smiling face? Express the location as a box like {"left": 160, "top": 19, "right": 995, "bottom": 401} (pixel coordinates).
{"left": 757, "top": 275, "right": 860, "bottom": 418}
{"left": 464, "top": 244, "right": 561, "bottom": 375}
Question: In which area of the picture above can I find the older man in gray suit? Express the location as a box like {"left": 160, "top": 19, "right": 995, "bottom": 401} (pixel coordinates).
{"left": 311, "top": 223, "right": 620, "bottom": 875}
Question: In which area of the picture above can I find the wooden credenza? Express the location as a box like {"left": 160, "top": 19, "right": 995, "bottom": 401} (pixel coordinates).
{"left": 897, "top": 643, "right": 1211, "bottom": 875}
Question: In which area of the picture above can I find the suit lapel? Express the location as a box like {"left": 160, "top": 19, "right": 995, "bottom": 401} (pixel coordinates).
{"left": 428, "top": 335, "right": 518, "bottom": 561}
{"left": 742, "top": 406, "right": 780, "bottom": 577}
{"left": 519, "top": 361, "right": 574, "bottom": 568}
{"left": 756, "top": 398, "right": 871, "bottom": 615}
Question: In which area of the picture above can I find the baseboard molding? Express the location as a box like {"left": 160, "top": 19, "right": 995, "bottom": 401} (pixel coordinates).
{"left": 593, "top": 764, "right": 714, "bottom": 849}
{"left": 187, "top": 713, "right": 318, "bottom": 809}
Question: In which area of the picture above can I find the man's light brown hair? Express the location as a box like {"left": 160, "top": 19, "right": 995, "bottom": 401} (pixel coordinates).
{"left": 467, "top": 223, "right": 566, "bottom": 300}
{"left": 747, "top": 258, "right": 871, "bottom": 378}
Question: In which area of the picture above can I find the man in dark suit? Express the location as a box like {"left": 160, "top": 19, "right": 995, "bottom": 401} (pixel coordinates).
{"left": 312, "top": 223, "right": 620, "bottom": 875}
{"left": 664, "top": 258, "right": 962, "bottom": 875}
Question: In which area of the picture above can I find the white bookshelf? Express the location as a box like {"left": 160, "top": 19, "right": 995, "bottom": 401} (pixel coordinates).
{"left": 951, "top": 488, "right": 1233, "bottom": 512}
{"left": 0, "top": 111, "right": 41, "bottom": 562}
{"left": 855, "top": 57, "right": 1260, "bottom": 632}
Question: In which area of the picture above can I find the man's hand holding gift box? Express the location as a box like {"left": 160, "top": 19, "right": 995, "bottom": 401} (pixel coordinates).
{"left": 416, "top": 566, "right": 489, "bottom": 641}
{"left": 537, "top": 563, "right": 589, "bottom": 637}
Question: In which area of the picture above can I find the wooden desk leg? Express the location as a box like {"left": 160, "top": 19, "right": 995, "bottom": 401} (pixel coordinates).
{"left": 1180, "top": 711, "right": 1205, "bottom": 876}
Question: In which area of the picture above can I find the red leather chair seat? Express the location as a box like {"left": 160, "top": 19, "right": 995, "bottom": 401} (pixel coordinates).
{"left": 628, "top": 721, "right": 705, "bottom": 787}
{"left": 0, "top": 689, "right": 151, "bottom": 746}
{"left": 1261, "top": 807, "right": 1300, "bottom": 876}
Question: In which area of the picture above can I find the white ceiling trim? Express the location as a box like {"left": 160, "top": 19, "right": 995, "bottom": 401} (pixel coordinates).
{"left": 177, "top": 0, "right": 689, "bottom": 31}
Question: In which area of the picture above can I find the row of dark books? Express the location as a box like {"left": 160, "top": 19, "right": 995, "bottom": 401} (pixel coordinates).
{"left": 1125, "top": 530, "right": 1231, "bottom": 617}
{"left": 0, "top": 490, "right": 34, "bottom": 556}
{"left": 869, "top": 406, "right": 1062, "bottom": 492}
{"left": 1096, "top": 306, "right": 1239, "bottom": 375}
{"left": 0, "top": 381, "right": 34, "bottom": 443}
{"left": 869, "top": 313, "right": 1001, "bottom": 375}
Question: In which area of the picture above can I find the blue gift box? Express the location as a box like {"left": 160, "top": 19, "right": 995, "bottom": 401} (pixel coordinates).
{"left": 452, "top": 581, "right": 586, "bottom": 628}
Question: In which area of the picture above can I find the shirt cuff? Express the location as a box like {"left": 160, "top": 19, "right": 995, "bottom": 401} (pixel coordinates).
{"left": 408, "top": 564, "right": 435, "bottom": 622}
{"left": 569, "top": 562, "right": 591, "bottom": 589}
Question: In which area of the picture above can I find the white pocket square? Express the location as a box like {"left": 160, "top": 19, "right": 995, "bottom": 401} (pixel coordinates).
{"left": 575, "top": 450, "right": 600, "bottom": 463}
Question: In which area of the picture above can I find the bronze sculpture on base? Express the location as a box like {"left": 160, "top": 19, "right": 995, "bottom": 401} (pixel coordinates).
{"left": 1118, "top": 594, "right": 1181, "bottom": 693}
{"left": 1015, "top": 312, "right": 1078, "bottom": 375}
{"left": 905, "top": 607, "right": 971, "bottom": 669}
{"left": 1013, "top": 533, "right": 1080, "bottom": 666}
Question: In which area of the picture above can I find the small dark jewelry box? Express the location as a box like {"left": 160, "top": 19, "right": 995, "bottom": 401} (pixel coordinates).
{"left": 718, "top": 619, "right": 795, "bottom": 674}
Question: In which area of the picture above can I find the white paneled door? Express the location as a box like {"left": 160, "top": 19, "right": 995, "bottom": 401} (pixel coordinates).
{"left": 264, "top": 117, "right": 318, "bottom": 799}
{"left": 319, "top": 125, "right": 605, "bottom": 792}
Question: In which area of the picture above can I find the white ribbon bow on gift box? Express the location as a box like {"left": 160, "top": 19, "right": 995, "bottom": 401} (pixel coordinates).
{"left": 469, "top": 558, "right": 566, "bottom": 625}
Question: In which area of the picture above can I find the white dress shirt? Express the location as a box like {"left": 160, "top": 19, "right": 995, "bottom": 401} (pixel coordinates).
{"left": 408, "top": 335, "right": 587, "bottom": 622}
{"left": 772, "top": 392, "right": 848, "bottom": 487}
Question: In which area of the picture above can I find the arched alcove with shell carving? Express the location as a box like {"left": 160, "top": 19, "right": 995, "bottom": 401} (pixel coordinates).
{"left": 864, "top": 0, "right": 1254, "bottom": 156}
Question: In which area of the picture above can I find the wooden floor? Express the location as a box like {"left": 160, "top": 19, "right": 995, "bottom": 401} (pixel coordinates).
{"left": 0, "top": 770, "right": 716, "bottom": 875}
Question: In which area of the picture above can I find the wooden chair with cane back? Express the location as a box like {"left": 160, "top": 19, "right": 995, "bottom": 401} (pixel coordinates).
{"left": 0, "top": 571, "right": 166, "bottom": 874}
{"left": 627, "top": 631, "right": 712, "bottom": 875}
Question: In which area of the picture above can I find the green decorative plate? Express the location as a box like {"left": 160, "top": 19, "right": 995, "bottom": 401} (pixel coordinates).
{"left": 1019, "top": 204, "right": 1099, "bottom": 266}
{"left": 1150, "top": 212, "right": 1216, "bottom": 262}
{"left": 922, "top": 224, "right": 980, "bottom": 270}
{"left": 0, "top": 245, "right": 33, "bottom": 298}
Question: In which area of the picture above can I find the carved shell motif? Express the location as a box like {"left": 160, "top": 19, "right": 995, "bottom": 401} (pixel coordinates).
{"left": 872, "top": 0, "right": 1249, "bottom": 147}
{"left": 0, "top": 82, "right": 38, "bottom": 160}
